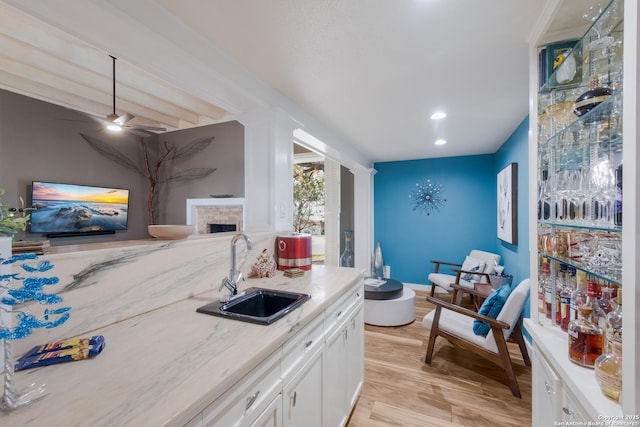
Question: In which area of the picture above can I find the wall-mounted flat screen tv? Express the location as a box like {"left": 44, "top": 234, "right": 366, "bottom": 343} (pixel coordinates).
{"left": 30, "top": 181, "right": 129, "bottom": 237}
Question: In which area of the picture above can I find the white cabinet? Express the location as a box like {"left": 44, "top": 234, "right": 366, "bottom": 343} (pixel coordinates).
{"left": 324, "top": 283, "right": 364, "bottom": 427}
{"left": 186, "top": 278, "right": 365, "bottom": 427}
{"left": 532, "top": 344, "right": 561, "bottom": 427}
{"left": 250, "top": 395, "right": 282, "bottom": 427}
{"left": 346, "top": 305, "right": 364, "bottom": 409}
{"left": 283, "top": 347, "right": 324, "bottom": 427}
{"left": 202, "top": 350, "right": 282, "bottom": 427}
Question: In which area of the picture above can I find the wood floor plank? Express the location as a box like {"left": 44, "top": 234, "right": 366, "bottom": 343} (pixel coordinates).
{"left": 347, "top": 287, "right": 532, "bottom": 427}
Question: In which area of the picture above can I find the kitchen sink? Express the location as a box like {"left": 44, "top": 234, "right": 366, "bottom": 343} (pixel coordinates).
{"left": 196, "top": 287, "right": 311, "bottom": 325}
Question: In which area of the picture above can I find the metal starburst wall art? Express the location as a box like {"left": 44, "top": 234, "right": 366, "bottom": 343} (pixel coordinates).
{"left": 409, "top": 179, "right": 447, "bottom": 215}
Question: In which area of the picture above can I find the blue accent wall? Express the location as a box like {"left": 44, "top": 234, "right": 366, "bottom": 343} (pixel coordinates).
{"left": 373, "top": 117, "right": 530, "bottom": 291}
{"left": 374, "top": 154, "right": 496, "bottom": 285}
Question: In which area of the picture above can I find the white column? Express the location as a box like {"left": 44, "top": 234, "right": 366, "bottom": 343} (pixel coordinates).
{"left": 323, "top": 158, "right": 341, "bottom": 266}
{"left": 237, "top": 108, "right": 300, "bottom": 233}
{"left": 351, "top": 167, "right": 376, "bottom": 273}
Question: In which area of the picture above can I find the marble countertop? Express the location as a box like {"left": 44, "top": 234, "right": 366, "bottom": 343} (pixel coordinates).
{"left": 1, "top": 266, "right": 364, "bottom": 427}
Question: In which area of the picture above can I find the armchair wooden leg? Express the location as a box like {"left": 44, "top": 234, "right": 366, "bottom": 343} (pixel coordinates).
{"left": 425, "top": 307, "right": 442, "bottom": 364}
{"left": 511, "top": 319, "right": 531, "bottom": 367}
{"left": 493, "top": 327, "right": 521, "bottom": 398}
{"left": 430, "top": 283, "right": 436, "bottom": 297}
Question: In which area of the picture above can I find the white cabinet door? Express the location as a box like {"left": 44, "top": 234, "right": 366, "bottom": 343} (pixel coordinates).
{"left": 561, "top": 387, "right": 591, "bottom": 423}
{"left": 324, "top": 302, "right": 364, "bottom": 427}
{"left": 250, "top": 394, "right": 283, "bottom": 427}
{"left": 283, "top": 347, "right": 324, "bottom": 427}
{"left": 532, "top": 346, "right": 560, "bottom": 427}
{"left": 346, "top": 305, "right": 364, "bottom": 410}
{"left": 324, "top": 317, "right": 348, "bottom": 427}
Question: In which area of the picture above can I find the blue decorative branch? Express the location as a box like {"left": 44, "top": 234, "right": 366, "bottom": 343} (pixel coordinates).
{"left": 0, "top": 253, "right": 70, "bottom": 340}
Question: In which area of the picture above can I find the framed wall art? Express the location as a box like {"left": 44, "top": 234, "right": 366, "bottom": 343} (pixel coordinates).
{"left": 497, "top": 163, "right": 517, "bottom": 244}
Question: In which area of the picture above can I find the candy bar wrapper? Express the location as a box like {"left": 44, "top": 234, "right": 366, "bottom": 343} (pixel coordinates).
{"left": 15, "top": 335, "right": 105, "bottom": 371}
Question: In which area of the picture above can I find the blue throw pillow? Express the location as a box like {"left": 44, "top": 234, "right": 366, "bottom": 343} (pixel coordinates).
{"left": 473, "top": 284, "right": 512, "bottom": 336}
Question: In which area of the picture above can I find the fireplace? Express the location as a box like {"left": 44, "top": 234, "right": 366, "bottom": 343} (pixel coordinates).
{"left": 186, "top": 198, "right": 245, "bottom": 235}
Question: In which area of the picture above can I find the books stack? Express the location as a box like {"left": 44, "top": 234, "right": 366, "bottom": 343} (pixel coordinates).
{"left": 283, "top": 268, "right": 305, "bottom": 278}
{"left": 11, "top": 240, "right": 50, "bottom": 255}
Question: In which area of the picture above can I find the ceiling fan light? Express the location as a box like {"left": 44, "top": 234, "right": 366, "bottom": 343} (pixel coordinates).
{"left": 106, "top": 123, "right": 123, "bottom": 132}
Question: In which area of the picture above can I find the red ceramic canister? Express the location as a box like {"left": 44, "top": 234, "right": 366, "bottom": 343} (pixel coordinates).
{"left": 277, "top": 233, "right": 312, "bottom": 270}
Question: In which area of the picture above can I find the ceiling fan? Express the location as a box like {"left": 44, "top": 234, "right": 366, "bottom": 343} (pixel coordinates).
{"left": 103, "top": 55, "right": 166, "bottom": 135}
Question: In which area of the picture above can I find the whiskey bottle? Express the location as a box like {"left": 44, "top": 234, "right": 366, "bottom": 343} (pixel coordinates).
{"left": 560, "top": 267, "right": 575, "bottom": 331}
{"left": 595, "top": 341, "right": 622, "bottom": 402}
{"left": 568, "top": 305, "right": 604, "bottom": 368}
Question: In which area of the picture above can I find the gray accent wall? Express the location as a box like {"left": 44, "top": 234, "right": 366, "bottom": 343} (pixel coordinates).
{"left": 0, "top": 89, "right": 244, "bottom": 245}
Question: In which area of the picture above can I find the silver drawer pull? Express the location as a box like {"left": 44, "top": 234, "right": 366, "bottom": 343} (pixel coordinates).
{"left": 336, "top": 310, "right": 342, "bottom": 318}
{"left": 562, "top": 407, "right": 574, "bottom": 416}
{"left": 246, "top": 390, "right": 260, "bottom": 410}
{"left": 544, "top": 381, "right": 553, "bottom": 396}
{"left": 291, "top": 391, "right": 297, "bottom": 407}
{"left": 304, "top": 340, "right": 313, "bottom": 348}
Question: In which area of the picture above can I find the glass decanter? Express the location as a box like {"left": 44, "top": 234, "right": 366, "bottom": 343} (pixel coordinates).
{"left": 339, "top": 230, "right": 354, "bottom": 268}
{"left": 595, "top": 340, "right": 622, "bottom": 402}
{"left": 568, "top": 305, "right": 604, "bottom": 368}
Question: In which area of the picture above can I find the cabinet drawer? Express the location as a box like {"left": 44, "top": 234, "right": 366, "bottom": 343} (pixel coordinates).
{"left": 324, "top": 281, "right": 363, "bottom": 335}
{"left": 281, "top": 314, "right": 324, "bottom": 384}
{"left": 202, "top": 350, "right": 282, "bottom": 427}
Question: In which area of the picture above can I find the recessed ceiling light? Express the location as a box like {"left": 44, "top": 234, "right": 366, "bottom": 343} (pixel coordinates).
{"left": 430, "top": 112, "right": 446, "bottom": 120}
{"left": 435, "top": 139, "right": 447, "bottom": 145}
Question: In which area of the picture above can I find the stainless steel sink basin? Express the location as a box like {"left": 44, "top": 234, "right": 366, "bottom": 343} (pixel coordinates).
{"left": 196, "top": 287, "right": 311, "bottom": 325}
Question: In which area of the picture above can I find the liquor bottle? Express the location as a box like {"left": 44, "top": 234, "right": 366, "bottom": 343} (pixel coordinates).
{"left": 555, "top": 264, "right": 566, "bottom": 325}
{"left": 560, "top": 267, "right": 575, "bottom": 331}
{"left": 614, "top": 163, "right": 622, "bottom": 226}
{"left": 543, "top": 259, "right": 553, "bottom": 319}
{"left": 339, "top": 231, "right": 354, "bottom": 268}
{"left": 586, "top": 276, "right": 606, "bottom": 329}
{"left": 568, "top": 305, "right": 604, "bottom": 368}
{"left": 570, "top": 270, "right": 588, "bottom": 322}
{"left": 599, "top": 284, "right": 617, "bottom": 316}
{"left": 605, "top": 291, "right": 622, "bottom": 353}
{"left": 538, "top": 257, "right": 547, "bottom": 316}
{"left": 595, "top": 341, "right": 622, "bottom": 402}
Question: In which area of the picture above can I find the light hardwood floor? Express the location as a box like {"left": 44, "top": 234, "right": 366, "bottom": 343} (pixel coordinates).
{"left": 347, "top": 288, "right": 532, "bottom": 427}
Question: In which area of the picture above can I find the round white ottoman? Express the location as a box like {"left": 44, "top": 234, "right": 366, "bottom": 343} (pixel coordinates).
{"left": 364, "top": 286, "right": 416, "bottom": 326}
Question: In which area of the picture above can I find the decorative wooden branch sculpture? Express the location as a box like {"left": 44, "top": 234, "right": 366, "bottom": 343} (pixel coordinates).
{"left": 80, "top": 134, "right": 216, "bottom": 224}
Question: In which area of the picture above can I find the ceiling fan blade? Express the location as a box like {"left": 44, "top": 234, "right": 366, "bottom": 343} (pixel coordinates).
{"left": 126, "top": 124, "right": 167, "bottom": 132}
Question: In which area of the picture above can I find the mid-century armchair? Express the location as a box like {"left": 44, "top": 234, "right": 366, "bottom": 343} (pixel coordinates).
{"left": 422, "top": 278, "right": 531, "bottom": 398}
{"left": 428, "top": 249, "right": 500, "bottom": 302}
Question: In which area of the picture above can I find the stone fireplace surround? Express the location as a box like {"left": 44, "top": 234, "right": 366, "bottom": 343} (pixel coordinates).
{"left": 186, "top": 198, "right": 245, "bottom": 235}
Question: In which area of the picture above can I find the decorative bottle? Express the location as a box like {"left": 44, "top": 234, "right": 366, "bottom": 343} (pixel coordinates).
{"left": 570, "top": 270, "right": 588, "bottom": 322}
{"left": 372, "top": 242, "right": 384, "bottom": 279}
{"left": 339, "top": 231, "right": 354, "bottom": 268}
{"left": 586, "top": 277, "right": 606, "bottom": 329}
{"left": 595, "top": 341, "right": 622, "bottom": 402}
{"left": 560, "top": 267, "right": 575, "bottom": 331}
{"left": 568, "top": 305, "right": 603, "bottom": 368}
{"left": 605, "top": 290, "right": 622, "bottom": 353}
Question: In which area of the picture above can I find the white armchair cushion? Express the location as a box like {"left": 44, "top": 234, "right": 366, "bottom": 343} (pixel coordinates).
{"left": 427, "top": 272, "right": 473, "bottom": 293}
{"left": 422, "top": 309, "right": 487, "bottom": 349}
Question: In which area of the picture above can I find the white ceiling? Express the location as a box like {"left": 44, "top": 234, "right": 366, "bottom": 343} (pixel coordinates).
{"left": 1, "top": 0, "right": 589, "bottom": 163}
